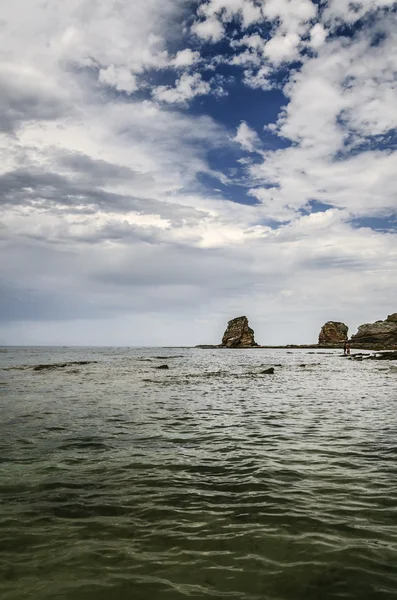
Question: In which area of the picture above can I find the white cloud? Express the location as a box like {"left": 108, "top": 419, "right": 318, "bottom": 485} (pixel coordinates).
{"left": 242, "top": 12, "right": 397, "bottom": 222}
{"left": 230, "top": 49, "right": 261, "bottom": 68}
{"left": 172, "top": 48, "right": 201, "bottom": 68}
{"left": 248, "top": 187, "right": 298, "bottom": 221}
{"left": 191, "top": 16, "right": 225, "bottom": 42}
{"left": 98, "top": 65, "right": 138, "bottom": 94}
{"left": 261, "top": 0, "right": 317, "bottom": 35}
{"left": 309, "top": 23, "right": 327, "bottom": 49}
{"left": 323, "top": 0, "right": 396, "bottom": 25}
{"left": 238, "top": 34, "right": 266, "bottom": 51}
{"left": 243, "top": 66, "right": 273, "bottom": 90}
{"left": 239, "top": 1, "right": 263, "bottom": 27}
{"left": 152, "top": 72, "right": 211, "bottom": 104}
{"left": 234, "top": 122, "right": 261, "bottom": 152}
{"left": 198, "top": 0, "right": 262, "bottom": 27}
{"left": 264, "top": 32, "right": 301, "bottom": 64}
{"left": 4, "top": 1, "right": 178, "bottom": 72}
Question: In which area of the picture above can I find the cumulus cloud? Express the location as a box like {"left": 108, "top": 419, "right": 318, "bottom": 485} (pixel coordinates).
{"left": 263, "top": 32, "right": 301, "bottom": 64}
{"left": 262, "top": 0, "right": 317, "bottom": 34}
{"left": 246, "top": 15, "right": 397, "bottom": 222}
{"left": 243, "top": 66, "right": 273, "bottom": 90}
{"left": 309, "top": 23, "right": 327, "bottom": 49}
{"left": 191, "top": 16, "right": 225, "bottom": 42}
{"left": 172, "top": 49, "right": 201, "bottom": 68}
{"left": 323, "top": 0, "right": 395, "bottom": 25}
{"left": 98, "top": 65, "right": 138, "bottom": 94}
{"left": 198, "top": 0, "right": 262, "bottom": 27}
{"left": 152, "top": 72, "right": 211, "bottom": 104}
{"left": 234, "top": 122, "right": 261, "bottom": 152}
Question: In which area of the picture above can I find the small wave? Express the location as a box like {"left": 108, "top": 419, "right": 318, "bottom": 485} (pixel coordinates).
{"left": 59, "top": 439, "right": 110, "bottom": 451}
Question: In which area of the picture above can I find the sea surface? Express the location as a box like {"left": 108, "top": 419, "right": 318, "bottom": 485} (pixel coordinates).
{"left": 1, "top": 346, "right": 397, "bottom": 600}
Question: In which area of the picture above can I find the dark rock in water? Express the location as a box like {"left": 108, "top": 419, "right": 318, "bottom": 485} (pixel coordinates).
{"left": 156, "top": 364, "right": 169, "bottom": 370}
{"left": 351, "top": 314, "right": 397, "bottom": 348}
{"left": 261, "top": 367, "right": 275, "bottom": 374}
{"left": 367, "top": 351, "right": 397, "bottom": 361}
{"left": 195, "top": 344, "right": 222, "bottom": 349}
{"left": 33, "top": 361, "right": 97, "bottom": 371}
{"left": 299, "top": 364, "right": 306, "bottom": 367}
{"left": 347, "top": 351, "right": 397, "bottom": 361}
{"left": 318, "top": 321, "right": 348, "bottom": 345}
{"left": 222, "top": 316, "right": 258, "bottom": 348}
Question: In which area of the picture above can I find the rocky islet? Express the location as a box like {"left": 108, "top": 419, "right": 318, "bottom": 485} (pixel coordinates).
{"left": 350, "top": 313, "right": 397, "bottom": 349}
{"left": 197, "top": 312, "right": 397, "bottom": 351}
{"left": 221, "top": 316, "right": 257, "bottom": 348}
{"left": 318, "top": 322, "right": 348, "bottom": 346}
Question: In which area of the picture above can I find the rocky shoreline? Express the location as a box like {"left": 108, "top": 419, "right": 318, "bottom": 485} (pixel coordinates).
{"left": 196, "top": 313, "right": 397, "bottom": 354}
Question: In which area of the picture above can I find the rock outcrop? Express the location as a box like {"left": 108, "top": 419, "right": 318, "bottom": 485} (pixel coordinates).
{"left": 349, "top": 350, "right": 397, "bottom": 361}
{"left": 318, "top": 321, "right": 348, "bottom": 345}
{"left": 222, "top": 316, "right": 257, "bottom": 348}
{"left": 351, "top": 313, "right": 397, "bottom": 348}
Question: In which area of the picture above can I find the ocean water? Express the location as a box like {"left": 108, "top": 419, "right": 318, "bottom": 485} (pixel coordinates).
{"left": 1, "top": 346, "right": 397, "bottom": 600}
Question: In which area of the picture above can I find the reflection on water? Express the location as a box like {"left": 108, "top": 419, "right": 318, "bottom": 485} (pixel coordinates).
{"left": 1, "top": 346, "right": 397, "bottom": 600}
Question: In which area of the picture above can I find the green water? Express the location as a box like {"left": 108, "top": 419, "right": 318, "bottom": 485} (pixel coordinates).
{"left": 1, "top": 347, "right": 397, "bottom": 599}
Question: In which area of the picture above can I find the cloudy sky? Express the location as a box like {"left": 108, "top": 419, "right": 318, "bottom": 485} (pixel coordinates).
{"left": 0, "top": 0, "right": 396, "bottom": 346}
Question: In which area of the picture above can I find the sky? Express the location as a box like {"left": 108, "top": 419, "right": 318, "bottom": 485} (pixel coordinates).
{"left": 0, "top": 0, "right": 396, "bottom": 346}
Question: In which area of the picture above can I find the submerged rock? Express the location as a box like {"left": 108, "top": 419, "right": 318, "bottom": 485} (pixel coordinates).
{"left": 318, "top": 321, "right": 348, "bottom": 346}
{"left": 221, "top": 316, "right": 258, "bottom": 348}
{"left": 367, "top": 351, "right": 397, "bottom": 361}
{"left": 347, "top": 350, "right": 397, "bottom": 361}
{"left": 351, "top": 314, "right": 397, "bottom": 348}
{"left": 33, "top": 361, "right": 97, "bottom": 371}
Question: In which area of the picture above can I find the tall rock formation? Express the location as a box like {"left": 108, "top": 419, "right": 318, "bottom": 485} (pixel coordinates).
{"left": 318, "top": 321, "right": 348, "bottom": 345}
{"left": 222, "top": 316, "right": 257, "bottom": 348}
{"left": 351, "top": 313, "right": 397, "bottom": 348}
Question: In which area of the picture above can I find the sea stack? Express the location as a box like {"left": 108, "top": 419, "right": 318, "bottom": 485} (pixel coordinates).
{"left": 350, "top": 313, "right": 397, "bottom": 348}
{"left": 221, "top": 316, "right": 257, "bottom": 348}
{"left": 318, "top": 321, "right": 348, "bottom": 346}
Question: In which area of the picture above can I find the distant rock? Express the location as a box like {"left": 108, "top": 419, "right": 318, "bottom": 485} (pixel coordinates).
{"left": 156, "top": 364, "right": 169, "bottom": 370}
{"left": 351, "top": 314, "right": 397, "bottom": 348}
{"left": 261, "top": 367, "right": 275, "bottom": 374}
{"left": 318, "top": 321, "right": 348, "bottom": 346}
{"left": 222, "top": 316, "right": 258, "bottom": 348}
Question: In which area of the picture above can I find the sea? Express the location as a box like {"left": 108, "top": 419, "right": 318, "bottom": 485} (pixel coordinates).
{"left": 1, "top": 346, "right": 397, "bottom": 600}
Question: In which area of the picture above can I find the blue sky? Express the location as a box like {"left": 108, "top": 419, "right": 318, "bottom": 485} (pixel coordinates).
{"left": 0, "top": 0, "right": 396, "bottom": 345}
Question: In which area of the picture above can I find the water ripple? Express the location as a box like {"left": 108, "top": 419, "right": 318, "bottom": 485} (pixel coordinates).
{"left": 1, "top": 347, "right": 397, "bottom": 599}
